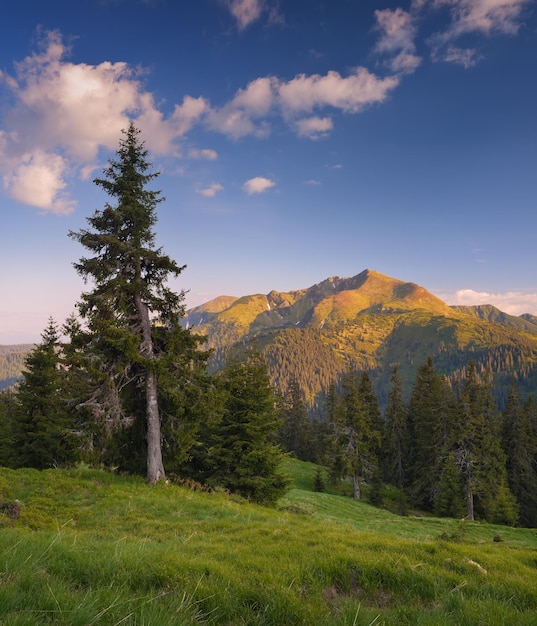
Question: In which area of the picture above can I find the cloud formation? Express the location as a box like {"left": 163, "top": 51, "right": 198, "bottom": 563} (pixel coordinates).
{"left": 374, "top": 8, "right": 422, "bottom": 74}
{"left": 423, "top": 0, "right": 531, "bottom": 63}
{"left": 0, "top": 31, "right": 206, "bottom": 214}
{"left": 1, "top": 1, "right": 531, "bottom": 213}
{"left": 198, "top": 182, "right": 224, "bottom": 197}
{"left": 446, "top": 288, "right": 537, "bottom": 316}
{"left": 223, "top": 0, "right": 265, "bottom": 30}
{"left": 221, "top": 0, "right": 283, "bottom": 30}
{"left": 242, "top": 176, "right": 275, "bottom": 194}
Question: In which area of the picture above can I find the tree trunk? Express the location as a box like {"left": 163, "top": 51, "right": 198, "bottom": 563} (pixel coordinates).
{"left": 134, "top": 293, "right": 165, "bottom": 485}
{"left": 353, "top": 472, "right": 361, "bottom": 500}
{"left": 466, "top": 489, "right": 474, "bottom": 520}
{"left": 146, "top": 368, "right": 165, "bottom": 485}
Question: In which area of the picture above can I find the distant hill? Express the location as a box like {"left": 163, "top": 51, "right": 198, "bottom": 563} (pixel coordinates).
{"left": 184, "top": 269, "right": 537, "bottom": 412}
{"left": 0, "top": 344, "right": 33, "bottom": 390}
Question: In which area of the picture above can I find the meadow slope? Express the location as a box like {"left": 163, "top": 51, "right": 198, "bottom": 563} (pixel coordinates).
{"left": 1, "top": 460, "right": 537, "bottom": 625}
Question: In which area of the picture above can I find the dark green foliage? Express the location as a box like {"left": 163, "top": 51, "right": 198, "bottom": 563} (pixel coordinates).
{"left": 407, "top": 358, "right": 454, "bottom": 510}
{"left": 313, "top": 467, "right": 326, "bottom": 492}
{"left": 205, "top": 348, "right": 290, "bottom": 504}
{"left": 278, "top": 377, "right": 315, "bottom": 461}
{"left": 367, "top": 466, "right": 384, "bottom": 507}
{"left": 434, "top": 451, "right": 465, "bottom": 519}
{"left": 382, "top": 366, "right": 408, "bottom": 487}
{"left": 502, "top": 380, "right": 537, "bottom": 527}
{"left": 68, "top": 124, "right": 210, "bottom": 484}
{"left": 0, "top": 390, "right": 16, "bottom": 466}
{"left": 455, "top": 362, "right": 517, "bottom": 524}
{"left": 328, "top": 370, "right": 382, "bottom": 500}
{"left": 11, "top": 319, "right": 79, "bottom": 469}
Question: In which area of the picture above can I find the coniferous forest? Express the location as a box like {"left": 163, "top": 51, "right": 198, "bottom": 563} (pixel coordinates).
{"left": 1, "top": 126, "right": 537, "bottom": 526}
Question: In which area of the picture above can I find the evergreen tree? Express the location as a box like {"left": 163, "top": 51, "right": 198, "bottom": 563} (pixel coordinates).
{"left": 313, "top": 467, "right": 326, "bottom": 492}
{"left": 0, "top": 390, "right": 16, "bottom": 467}
{"left": 330, "top": 370, "right": 382, "bottom": 500}
{"left": 69, "top": 124, "right": 208, "bottom": 484}
{"left": 434, "top": 451, "right": 465, "bottom": 518}
{"left": 278, "top": 377, "right": 312, "bottom": 461}
{"left": 407, "top": 358, "right": 454, "bottom": 510}
{"left": 502, "top": 379, "right": 537, "bottom": 527}
{"left": 382, "top": 366, "right": 408, "bottom": 487}
{"left": 455, "top": 362, "right": 516, "bottom": 523}
{"left": 206, "top": 349, "right": 290, "bottom": 504}
{"left": 12, "top": 319, "right": 77, "bottom": 469}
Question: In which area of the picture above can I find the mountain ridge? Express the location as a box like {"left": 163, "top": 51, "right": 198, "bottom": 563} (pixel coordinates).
{"left": 185, "top": 269, "right": 461, "bottom": 332}
{"left": 183, "top": 269, "right": 537, "bottom": 411}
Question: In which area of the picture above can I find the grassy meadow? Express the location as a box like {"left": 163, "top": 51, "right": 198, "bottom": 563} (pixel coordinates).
{"left": 1, "top": 459, "right": 537, "bottom": 625}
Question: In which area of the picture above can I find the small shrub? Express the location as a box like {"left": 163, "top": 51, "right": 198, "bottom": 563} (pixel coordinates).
{"left": 314, "top": 468, "right": 326, "bottom": 493}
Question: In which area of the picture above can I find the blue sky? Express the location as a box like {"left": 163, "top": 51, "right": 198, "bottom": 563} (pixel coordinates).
{"left": 1, "top": 0, "right": 536, "bottom": 343}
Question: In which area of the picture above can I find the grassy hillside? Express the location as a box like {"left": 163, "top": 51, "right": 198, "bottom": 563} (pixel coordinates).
{"left": 1, "top": 460, "right": 537, "bottom": 625}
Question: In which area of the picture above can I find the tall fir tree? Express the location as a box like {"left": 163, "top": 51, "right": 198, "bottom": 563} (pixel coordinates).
{"left": 407, "top": 358, "right": 454, "bottom": 510}
{"left": 502, "top": 379, "right": 537, "bottom": 527}
{"left": 278, "top": 377, "right": 313, "bottom": 461}
{"left": 382, "top": 365, "right": 408, "bottom": 488}
{"left": 330, "top": 370, "right": 382, "bottom": 500}
{"left": 455, "top": 362, "right": 516, "bottom": 524}
{"left": 12, "top": 319, "right": 77, "bottom": 469}
{"left": 69, "top": 123, "right": 209, "bottom": 484}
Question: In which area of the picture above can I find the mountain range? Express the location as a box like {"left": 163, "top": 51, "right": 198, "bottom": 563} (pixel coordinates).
{"left": 184, "top": 269, "right": 537, "bottom": 412}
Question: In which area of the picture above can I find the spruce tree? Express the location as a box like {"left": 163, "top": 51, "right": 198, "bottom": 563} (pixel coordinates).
{"left": 206, "top": 348, "right": 290, "bottom": 503}
{"left": 502, "top": 379, "right": 537, "bottom": 527}
{"left": 12, "top": 319, "right": 76, "bottom": 469}
{"left": 278, "top": 377, "right": 312, "bottom": 461}
{"left": 69, "top": 123, "right": 208, "bottom": 484}
{"left": 330, "top": 370, "right": 382, "bottom": 500}
{"left": 407, "top": 358, "right": 454, "bottom": 510}
{"left": 455, "top": 362, "right": 516, "bottom": 523}
{"left": 382, "top": 366, "right": 408, "bottom": 487}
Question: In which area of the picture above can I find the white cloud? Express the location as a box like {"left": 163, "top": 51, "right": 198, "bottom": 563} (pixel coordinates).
{"left": 294, "top": 116, "right": 333, "bottom": 139}
{"left": 437, "top": 0, "right": 529, "bottom": 38}
{"left": 440, "top": 45, "right": 482, "bottom": 67}
{"left": 374, "top": 8, "right": 422, "bottom": 74}
{"left": 206, "top": 69, "right": 399, "bottom": 138}
{"left": 444, "top": 288, "right": 537, "bottom": 315}
{"left": 3, "top": 150, "right": 74, "bottom": 215}
{"left": 427, "top": 0, "right": 531, "bottom": 63}
{"left": 0, "top": 31, "right": 203, "bottom": 213}
{"left": 198, "top": 182, "right": 224, "bottom": 197}
{"left": 189, "top": 148, "right": 218, "bottom": 160}
{"left": 242, "top": 176, "right": 275, "bottom": 194}
{"left": 223, "top": 0, "right": 266, "bottom": 30}
{"left": 205, "top": 77, "right": 274, "bottom": 139}
{"left": 277, "top": 68, "right": 400, "bottom": 115}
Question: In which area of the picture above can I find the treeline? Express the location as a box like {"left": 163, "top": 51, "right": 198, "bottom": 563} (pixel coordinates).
{"left": 278, "top": 358, "right": 537, "bottom": 527}
{"left": 0, "top": 320, "right": 289, "bottom": 505}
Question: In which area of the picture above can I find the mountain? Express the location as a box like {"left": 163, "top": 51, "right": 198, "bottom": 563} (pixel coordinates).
{"left": 4, "top": 270, "right": 537, "bottom": 411}
{"left": 185, "top": 269, "right": 537, "bottom": 412}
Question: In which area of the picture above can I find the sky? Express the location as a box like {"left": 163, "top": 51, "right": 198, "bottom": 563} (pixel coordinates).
{"left": 1, "top": 0, "right": 536, "bottom": 343}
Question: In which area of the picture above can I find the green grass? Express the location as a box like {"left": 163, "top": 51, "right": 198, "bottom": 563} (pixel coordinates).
{"left": 1, "top": 460, "right": 537, "bottom": 625}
